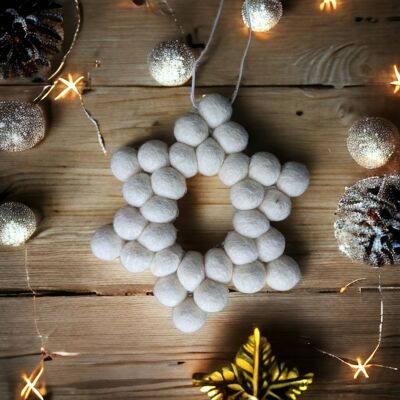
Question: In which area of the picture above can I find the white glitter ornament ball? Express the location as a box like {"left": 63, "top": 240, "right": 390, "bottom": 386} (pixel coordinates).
{"left": 0, "top": 101, "right": 46, "bottom": 152}
{"left": 347, "top": 117, "right": 398, "bottom": 169}
{"left": 150, "top": 244, "right": 184, "bottom": 277}
{"left": 230, "top": 178, "right": 264, "bottom": 210}
{"left": 177, "top": 251, "right": 205, "bottom": 292}
{"left": 224, "top": 231, "right": 258, "bottom": 265}
{"left": 256, "top": 227, "right": 285, "bottom": 262}
{"left": 138, "top": 222, "right": 177, "bottom": 252}
{"left": 148, "top": 40, "right": 194, "bottom": 86}
{"left": 233, "top": 209, "right": 270, "bottom": 238}
{"left": 259, "top": 188, "right": 291, "bottom": 221}
{"left": 91, "top": 224, "right": 124, "bottom": 261}
{"left": 169, "top": 142, "right": 198, "bottom": 178}
{"left": 265, "top": 255, "right": 301, "bottom": 291}
{"left": 113, "top": 206, "right": 147, "bottom": 240}
{"left": 232, "top": 261, "right": 267, "bottom": 293}
{"left": 213, "top": 121, "right": 249, "bottom": 154}
{"left": 242, "top": 0, "right": 283, "bottom": 32}
{"left": 249, "top": 152, "right": 281, "bottom": 187}
{"left": 173, "top": 297, "right": 207, "bottom": 333}
{"left": 198, "top": 94, "right": 233, "bottom": 129}
{"left": 154, "top": 273, "right": 187, "bottom": 307}
{"left": 122, "top": 172, "right": 153, "bottom": 207}
{"left": 110, "top": 147, "right": 140, "bottom": 182}
{"left": 196, "top": 137, "right": 225, "bottom": 176}
{"left": 140, "top": 195, "right": 178, "bottom": 223}
{"left": 174, "top": 113, "right": 209, "bottom": 146}
{"left": 151, "top": 167, "right": 187, "bottom": 200}
{"left": 0, "top": 202, "right": 37, "bottom": 246}
{"left": 277, "top": 162, "right": 309, "bottom": 197}
{"left": 219, "top": 153, "right": 250, "bottom": 186}
{"left": 194, "top": 279, "right": 229, "bottom": 313}
{"left": 204, "top": 248, "right": 233, "bottom": 284}
{"left": 120, "top": 241, "right": 153, "bottom": 273}
{"left": 138, "top": 140, "right": 169, "bottom": 173}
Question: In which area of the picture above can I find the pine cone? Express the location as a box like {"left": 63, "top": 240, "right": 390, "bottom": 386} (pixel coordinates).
{"left": 0, "top": 0, "right": 64, "bottom": 80}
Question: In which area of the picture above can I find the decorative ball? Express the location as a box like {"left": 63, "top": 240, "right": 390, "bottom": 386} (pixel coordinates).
{"left": 256, "top": 227, "right": 285, "bottom": 262}
{"left": 249, "top": 152, "right": 281, "bottom": 187}
{"left": 91, "top": 224, "right": 124, "bottom": 261}
{"left": 277, "top": 162, "right": 309, "bottom": 197}
{"left": 122, "top": 172, "right": 153, "bottom": 207}
{"left": 242, "top": 0, "right": 283, "bottom": 32}
{"left": 233, "top": 209, "right": 270, "bottom": 238}
{"left": 204, "top": 248, "right": 233, "bottom": 284}
{"left": 196, "top": 137, "right": 225, "bottom": 176}
{"left": 265, "top": 255, "right": 301, "bottom": 291}
{"left": 113, "top": 206, "right": 147, "bottom": 240}
{"left": 173, "top": 297, "right": 207, "bottom": 333}
{"left": 230, "top": 178, "right": 264, "bottom": 210}
{"left": 198, "top": 94, "right": 233, "bottom": 129}
{"left": 140, "top": 195, "right": 178, "bottom": 223}
{"left": 151, "top": 167, "right": 187, "bottom": 200}
{"left": 148, "top": 40, "right": 194, "bottom": 86}
{"left": 177, "top": 251, "right": 205, "bottom": 292}
{"left": 0, "top": 101, "right": 45, "bottom": 152}
{"left": 154, "top": 274, "right": 187, "bottom": 307}
{"left": 232, "top": 261, "right": 267, "bottom": 293}
{"left": 259, "top": 188, "right": 291, "bottom": 221}
{"left": 150, "top": 244, "right": 184, "bottom": 277}
{"left": 0, "top": 202, "right": 37, "bottom": 247}
{"left": 224, "top": 231, "right": 258, "bottom": 265}
{"left": 120, "top": 241, "right": 153, "bottom": 273}
{"left": 213, "top": 121, "right": 249, "bottom": 154}
{"left": 193, "top": 279, "right": 229, "bottom": 313}
{"left": 174, "top": 113, "right": 209, "bottom": 146}
{"left": 138, "top": 140, "right": 169, "bottom": 173}
{"left": 110, "top": 147, "right": 140, "bottom": 182}
{"left": 218, "top": 153, "right": 250, "bottom": 186}
{"left": 169, "top": 142, "right": 198, "bottom": 178}
{"left": 138, "top": 222, "right": 177, "bottom": 252}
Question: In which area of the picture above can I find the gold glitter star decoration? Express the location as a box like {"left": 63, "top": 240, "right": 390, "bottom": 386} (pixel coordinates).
{"left": 193, "top": 327, "right": 313, "bottom": 400}
{"left": 20, "top": 356, "right": 47, "bottom": 400}
{"left": 320, "top": 0, "right": 337, "bottom": 11}
{"left": 390, "top": 65, "right": 400, "bottom": 94}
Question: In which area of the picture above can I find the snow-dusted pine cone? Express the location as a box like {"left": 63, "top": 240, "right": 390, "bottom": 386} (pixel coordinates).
{"left": 0, "top": 0, "right": 64, "bottom": 79}
{"left": 334, "top": 175, "right": 400, "bottom": 266}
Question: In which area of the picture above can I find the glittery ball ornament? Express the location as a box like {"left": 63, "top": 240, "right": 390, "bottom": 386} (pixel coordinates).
{"left": 242, "top": 0, "right": 283, "bottom": 32}
{"left": 347, "top": 117, "right": 398, "bottom": 169}
{"left": 334, "top": 175, "right": 400, "bottom": 266}
{"left": 0, "top": 101, "right": 46, "bottom": 152}
{"left": 0, "top": 202, "right": 37, "bottom": 247}
{"left": 148, "top": 40, "right": 195, "bottom": 86}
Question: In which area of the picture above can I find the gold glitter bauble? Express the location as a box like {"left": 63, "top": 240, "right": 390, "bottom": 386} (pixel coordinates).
{"left": 0, "top": 101, "right": 46, "bottom": 152}
{"left": 148, "top": 40, "right": 195, "bottom": 86}
{"left": 242, "top": 0, "right": 283, "bottom": 32}
{"left": 347, "top": 117, "right": 398, "bottom": 169}
{"left": 0, "top": 202, "right": 37, "bottom": 247}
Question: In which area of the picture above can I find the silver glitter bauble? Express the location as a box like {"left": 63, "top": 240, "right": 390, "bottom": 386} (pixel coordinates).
{"left": 242, "top": 0, "right": 283, "bottom": 32}
{"left": 0, "top": 202, "right": 37, "bottom": 247}
{"left": 148, "top": 40, "right": 195, "bottom": 86}
{"left": 347, "top": 117, "right": 398, "bottom": 169}
{"left": 334, "top": 175, "right": 400, "bottom": 266}
{"left": 0, "top": 101, "right": 46, "bottom": 152}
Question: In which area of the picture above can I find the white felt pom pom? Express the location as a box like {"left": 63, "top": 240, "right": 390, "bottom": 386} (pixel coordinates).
{"left": 110, "top": 147, "right": 140, "bottom": 182}
{"left": 122, "top": 173, "right": 153, "bottom": 207}
{"left": 193, "top": 279, "right": 229, "bottom": 313}
{"left": 120, "top": 241, "right": 153, "bottom": 273}
{"left": 138, "top": 222, "right": 177, "bottom": 252}
{"left": 233, "top": 210, "right": 270, "bottom": 238}
{"left": 198, "top": 94, "right": 233, "bottom": 129}
{"left": 177, "top": 251, "right": 205, "bottom": 292}
{"left": 230, "top": 178, "right": 264, "bottom": 210}
{"left": 232, "top": 261, "right": 267, "bottom": 294}
{"left": 154, "top": 274, "right": 187, "bottom": 307}
{"left": 218, "top": 153, "right": 250, "bottom": 186}
{"left": 140, "top": 195, "right": 178, "bottom": 223}
{"left": 265, "top": 255, "right": 301, "bottom": 291}
{"left": 204, "top": 248, "right": 233, "bottom": 284}
{"left": 213, "top": 121, "right": 249, "bottom": 154}
{"left": 224, "top": 231, "right": 258, "bottom": 265}
{"left": 196, "top": 138, "right": 225, "bottom": 176}
{"left": 259, "top": 188, "right": 292, "bottom": 221}
{"left": 113, "top": 206, "right": 148, "bottom": 240}
{"left": 150, "top": 244, "right": 184, "bottom": 277}
{"left": 256, "top": 227, "right": 285, "bottom": 262}
{"left": 173, "top": 297, "right": 207, "bottom": 333}
{"left": 249, "top": 152, "right": 281, "bottom": 186}
{"left": 151, "top": 167, "right": 187, "bottom": 200}
{"left": 138, "top": 140, "right": 169, "bottom": 173}
{"left": 169, "top": 142, "right": 198, "bottom": 178}
{"left": 277, "top": 161, "right": 310, "bottom": 197}
{"left": 174, "top": 113, "right": 209, "bottom": 146}
{"left": 91, "top": 224, "right": 125, "bottom": 261}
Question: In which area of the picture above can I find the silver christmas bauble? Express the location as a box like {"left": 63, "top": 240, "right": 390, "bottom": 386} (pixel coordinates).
{"left": 0, "top": 202, "right": 38, "bottom": 247}
{"left": 242, "top": 0, "right": 283, "bottom": 32}
{"left": 148, "top": 40, "right": 195, "bottom": 86}
{"left": 0, "top": 101, "right": 46, "bottom": 152}
{"left": 347, "top": 117, "right": 398, "bottom": 169}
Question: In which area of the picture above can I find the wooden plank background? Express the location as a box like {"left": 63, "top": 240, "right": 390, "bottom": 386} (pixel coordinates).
{"left": 1, "top": 0, "right": 400, "bottom": 399}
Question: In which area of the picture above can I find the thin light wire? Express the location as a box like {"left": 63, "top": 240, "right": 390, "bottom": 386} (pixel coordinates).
{"left": 151, "top": 0, "right": 185, "bottom": 39}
